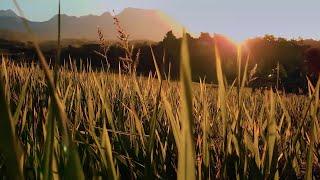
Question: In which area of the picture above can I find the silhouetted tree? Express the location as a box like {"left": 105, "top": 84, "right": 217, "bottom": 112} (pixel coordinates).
{"left": 3, "top": 31, "right": 319, "bottom": 94}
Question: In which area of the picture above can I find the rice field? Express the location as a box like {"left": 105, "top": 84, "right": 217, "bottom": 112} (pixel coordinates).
{"left": 0, "top": 35, "right": 319, "bottom": 179}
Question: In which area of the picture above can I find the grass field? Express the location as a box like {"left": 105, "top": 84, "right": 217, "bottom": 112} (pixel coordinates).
{"left": 0, "top": 44, "right": 319, "bottom": 179}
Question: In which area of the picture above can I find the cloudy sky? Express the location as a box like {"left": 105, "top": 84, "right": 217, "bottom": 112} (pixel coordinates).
{"left": 1, "top": 0, "right": 320, "bottom": 42}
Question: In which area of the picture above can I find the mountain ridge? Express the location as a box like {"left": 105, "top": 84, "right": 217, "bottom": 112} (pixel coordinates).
{"left": 0, "top": 8, "right": 184, "bottom": 42}
{"left": 0, "top": 9, "right": 18, "bottom": 17}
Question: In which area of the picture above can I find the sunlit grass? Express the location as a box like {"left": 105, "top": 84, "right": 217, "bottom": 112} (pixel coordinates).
{"left": 0, "top": 55, "right": 319, "bottom": 178}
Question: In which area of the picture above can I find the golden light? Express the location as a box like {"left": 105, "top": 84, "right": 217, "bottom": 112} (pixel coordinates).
{"left": 155, "top": 10, "right": 184, "bottom": 37}
{"left": 228, "top": 36, "right": 247, "bottom": 46}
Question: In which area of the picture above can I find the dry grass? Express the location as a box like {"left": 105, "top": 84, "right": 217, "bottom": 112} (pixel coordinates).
{"left": 0, "top": 55, "right": 319, "bottom": 179}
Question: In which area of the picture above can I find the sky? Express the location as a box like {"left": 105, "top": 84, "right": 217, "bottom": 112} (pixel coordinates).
{"left": 1, "top": 0, "right": 320, "bottom": 42}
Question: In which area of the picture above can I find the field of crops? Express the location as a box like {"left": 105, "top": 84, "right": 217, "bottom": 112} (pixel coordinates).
{"left": 0, "top": 32, "right": 319, "bottom": 179}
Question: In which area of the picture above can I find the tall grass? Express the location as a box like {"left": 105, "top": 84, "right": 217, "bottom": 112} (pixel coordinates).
{"left": 1, "top": 52, "right": 319, "bottom": 178}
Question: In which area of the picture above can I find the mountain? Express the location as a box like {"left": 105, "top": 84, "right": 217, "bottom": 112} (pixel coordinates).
{"left": 0, "top": 8, "right": 183, "bottom": 42}
{"left": 0, "top": 9, "right": 18, "bottom": 17}
{"left": 301, "top": 39, "right": 320, "bottom": 48}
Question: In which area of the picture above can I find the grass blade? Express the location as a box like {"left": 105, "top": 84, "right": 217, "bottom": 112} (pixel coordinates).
{"left": 12, "top": 73, "right": 30, "bottom": 124}
{"left": 0, "top": 61, "right": 24, "bottom": 179}
{"left": 12, "top": 1, "right": 85, "bottom": 178}
{"left": 177, "top": 31, "right": 196, "bottom": 180}
{"left": 42, "top": 102, "right": 55, "bottom": 180}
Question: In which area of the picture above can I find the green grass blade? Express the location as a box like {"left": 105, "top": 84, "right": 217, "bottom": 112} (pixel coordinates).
{"left": 305, "top": 76, "right": 320, "bottom": 180}
{"left": 90, "top": 119, "right": 118, "bottom": 179}
{"left": 0, "top": 62, "right": 24, "bottom": 179}
{"left": 12, "top": 73, "right": 30, "bottom": 124}
{"left": 102, "top": 120, "right": 119, "bottom": 179}
{"left": 214, "top": 39, "right": 227, "bottom": 143}
{"left": 147, "top": 81, "right": 162, "bottom": 155}
{"left": 177, "top": 31, "right": 196, "bottom": 180}
{"left": 150, "top": 45, "right": 162, "bottom": 83}
{"left": 266, "top": 90, "right": 277, "bottom": 177}
{"left": 42, "top": 102, "right": 55, "bottom": 180}
{"left": 162, "top": 91, "right": 181, "bottom": 146}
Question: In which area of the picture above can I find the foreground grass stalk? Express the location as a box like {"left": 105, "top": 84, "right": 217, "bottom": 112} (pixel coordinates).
{"left": 306, "top": 76, "right": 320, "bottom": 180}
{"left": 12, "top": 0, "right": 85, "bottom": 178}
{"left": 266, "top": 90, "right": 277, "bottom": 178}
{"left": 0, "top": 61, "right": 24, "bottom": 179}
{"left": 42, "top": 102, "right": 55, "bottom": 180}
{"left": 214, "top": 40, "right": 229, "bottom": 178}
{"left": 177, "top": 31, "right": 196, "bottom": 180}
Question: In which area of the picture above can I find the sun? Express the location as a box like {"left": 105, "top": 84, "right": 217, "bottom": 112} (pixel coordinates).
{"left": 228, "top": 35, "right": 247, "bottom": 45}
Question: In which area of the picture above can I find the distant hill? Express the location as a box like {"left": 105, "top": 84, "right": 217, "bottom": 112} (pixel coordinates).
{"left": 0, "top": 29, "right": 31, "bottom": 42}
{"left": 0, "top": 8, "right": 183, "bottom": 42}
{"left": 0, "top": 9, "right": 19, "bottom": 17}
{"left": 301, "top": 39, "right": 320, "bottom": 48}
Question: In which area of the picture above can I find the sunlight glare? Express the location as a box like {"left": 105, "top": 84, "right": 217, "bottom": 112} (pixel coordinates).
{"left": 229, "top": 35, "right": 247, "bottom": 46}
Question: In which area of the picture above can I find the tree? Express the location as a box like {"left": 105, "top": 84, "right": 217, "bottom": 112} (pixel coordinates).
{"left": 163, "top": 31, "right": 177, "bottom": 44}
{"left": 199, "top": 32, "right": 213, "bottom": 42}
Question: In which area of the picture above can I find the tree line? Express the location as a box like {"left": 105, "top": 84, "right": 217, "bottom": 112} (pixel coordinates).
{"left": 1, "top": 31, "right": 320, "bottom": 93}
